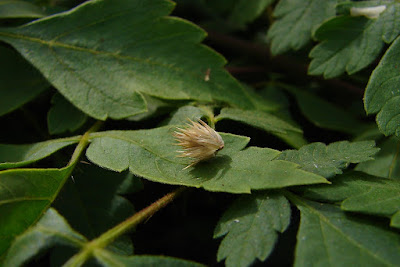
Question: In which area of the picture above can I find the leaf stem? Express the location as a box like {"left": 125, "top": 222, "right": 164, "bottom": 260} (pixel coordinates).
{"left": 63, "top": 186, "right": 187, "bottom": 267}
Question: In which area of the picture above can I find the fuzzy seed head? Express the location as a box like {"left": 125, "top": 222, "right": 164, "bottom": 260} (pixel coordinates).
{"left": 173, "top": 119, "right": 224, "bottom": 169}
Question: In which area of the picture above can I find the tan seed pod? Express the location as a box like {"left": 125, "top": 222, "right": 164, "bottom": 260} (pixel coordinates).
{"left": 173, "top": 119, "right": 224, "bottom": 169}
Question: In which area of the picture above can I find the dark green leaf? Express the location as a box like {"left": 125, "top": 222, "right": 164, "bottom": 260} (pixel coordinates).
{"left": 0, "top": 137, "right": 79, "bottom": 170}
{"left": 47, "top": 93, "right": 87, "bottom": 135}
{"left": 0, "top": 167, "right": 72, "bottom": 256}
{"left": 277, "top": 141, "right": 380, "bottom": 178}
{"left": 228, "top": 0, "right": 274, "bottom": 28}
{"left": 165, "top": 105, "right": 208, "bottom": 126}
{"left": 267, "top": 0, "right": 337, "bottom": 55}
{"left": 214, "top": 192, "right": 290, "bottom": 267}
{"left": 3, "top": 208, "right": 86, "bottom": 267}
{"left": 86, "top": 126, "right": 328, "bottom": 194}
{"left": 0, "top": 45, "right": 49, "bottom": 117}
{"left": 0, "top": 0, "right": 254, "bottom": 120}
{"left": 293, "top": 197, "right": 400, "bottom": 266}
{"left": 0, "top": 0, "right": 46, "bottom": 19}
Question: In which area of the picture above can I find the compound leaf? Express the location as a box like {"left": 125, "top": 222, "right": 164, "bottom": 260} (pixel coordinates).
{"left": 277, "top": 141, "right": 379, "bottom": 178}
{"left": 214, "top": 192, "right": 290, "bottom": 267}
{"left": 0, "top": 0, "right": 253, "bottom": 120}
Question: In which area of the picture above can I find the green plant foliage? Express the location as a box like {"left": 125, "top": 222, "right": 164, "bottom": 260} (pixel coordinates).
{"left": 302, "top": 171, "right": 400, "bottom": 229}
{"left": 0, "top": 137, "right": 79, "bottom": 170}
{"left": 0, "top": 0, "right": 46, "bottom": 19}
{"left": 277, "top": 141, "right": 380, "bottom": 178}
{"left": 293, "top": 197, "right": 400, "bottom": 267}
{"left": 356, "top": 136, "right": 400, "bottom": 179}
{"left": 228, "top": 0, "right": 274, "bottom": 28}
{"left": 267, "top": 0, "right": 337, "bottom": 55}
{"left": 86, "top": 126, "right": 328, "bottom": 193}
{"left": 0, "top": 46, "right": 49, "bottom": 117}
{"left": 0, "top": 167, "right": 72, "bottom": 255}
{"left": 47, "top": 93, "right": 88, "bottom": 135}
{"left": 214, "top": 192, "right": 290, "bottom": 267}
{"left": 364, "top": 36, "right": 400, "bottom": 136}
{"left": 0, "top": 0, "right": 254, "bottom": 120}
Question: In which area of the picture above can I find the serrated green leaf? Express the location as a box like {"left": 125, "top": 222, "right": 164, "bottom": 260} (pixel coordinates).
{"left": 277, "top": 141, "right": 380, "bottom": 178}
{"left": 214, "top": 192, "right": 290, "bottom": 267}
{"left": 93, "top": 249, "right": 205, "bottom": 267}
{"left": 267, "top": 0, "right": 337, "bottom": 55}
{"left": 309, "top": 16, "right": 384, "bottom": 78}
{"left": 0, "top": 137, "right": 79, "bottom": 170}
{"left": 0, "top": 0, "right": 46, "bottom": 19}
{"left": 0, "top": 167, "right": 72, "bottom": 256}
{"left": 293, "top": 197, "right": 400, "bottom": 267}
{"left": 86, "top": 126, "right": 328, "bottom": 194}
{"left": 364, "top": 36, "right": 400, "bottom": 136}
{"left": 356, "top": 136, "right": 400, "bottom": 179}
{"left": 3, "top": 208, "right": 86, "bottom": 267}
{"left": 0, "top": 0, "right": 254, "bottom": 120}
{"left": 302, "top": 171, "right": 400, "bottom": 229}
{"left": 0, "top": 45, "right": 49, "bottom": 117}
{"left": 48, "top": 93, "right": 88, "bottom": 135}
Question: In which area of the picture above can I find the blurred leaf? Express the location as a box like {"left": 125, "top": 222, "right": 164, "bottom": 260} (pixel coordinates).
{"left": 0, "top": 45, "right": 49, "bottom": 117}
{"left": 214, "top": 192, "right": 290, "bottom": 267}
{"left": 356, "top": 136, "right": 400, "bottom": 179}
{"left": 228, "top": 0, "right": 274, "bottom": 28}
{"left": 293, "top": 197, "right": 400, "bottom": 266}
{"left": 267, "top": 0, "right": 337, "bottom": 55}
{"left": 93, "top": 250, "right": 205, "bottom": 267}
{"left": 86, "top": 126, "right": 328, "bottom": 194}
{"left": 47, "top": 93, "right": 87, "bottom": 135}
{"left": 0, "top": 0, "right": 46, "bottom": 19}
{"left": 364, "top": 36, "right": 400, "bottom": 136}
{"left": 0, "top": 137, "right": 79, "bottom": 170}
{"left": 0, "top": 167, "right": 72, "bottom": 256}
{"left": 302, "top": 171, "right": 400, "bottom": 229}
{"left": 0, "top": 0, "right": 254, "bottom": 120}
{"left": 277, "top": 141, "right": 380, "bottom": 178}
{"left": 3, "top": 208, "right": 86, "bottom": 267}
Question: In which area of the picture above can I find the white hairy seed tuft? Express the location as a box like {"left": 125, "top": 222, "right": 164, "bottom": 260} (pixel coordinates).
{"left": 173, "top": 119, "right": 224, "bottom": 169}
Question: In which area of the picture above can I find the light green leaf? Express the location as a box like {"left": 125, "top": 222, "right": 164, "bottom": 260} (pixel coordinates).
{"left": 0, "top": 45, "right": 49, "bottom": 117}
{"left": 356, "top": 136, "right": 400, "bottom": 179}
{"left": 364, "top": 36, "right": 400, "bottom": 136}
{"left": 0, "top": 167, "right": 72, "bottom": 256}
{"left": 302, "top": 171, "right": 400, "bottom": 229}
{"left": 3, "top": 208, "right": 86, "bottom": 267}
{"left": 214, "top": 192, "right": 290, "bottom": 267}
{"left": 267, "top": 0, "right": 337, "bottom": 55}
{"left": 0, "top": 0, "right": 254, "bottom": 120}
{"left": 277, "top": 140, "right": 380, "bottom": 178}
{"left": 309, "top": 16, "right": 384, "bottom": 78}
{"left": 293, "top": 197, "right": 400, "bottom": 267}
{"left": 86, "top": 126, "right": 328, "bottom": 194}
{"left": 93, "top": 249, "right": 205, "bottom": 267}
{"left": 0, "top": 0, "right": 46, "bottom": 19}
{"left": 48, "top": 93, "right": 88, "bottom": 135}
{"left": 0, "top": 137, "right": 79, "bottom": 170}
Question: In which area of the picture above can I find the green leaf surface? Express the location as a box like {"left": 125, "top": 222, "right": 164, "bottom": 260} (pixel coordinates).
{"left": 302, "top": 171, "right": 400, "bottom": 229}
{"left": 267, "top": 0, "right": 337, "bottom": 55}
{"left": 277, "top": 140, "right": 380, "bottom": 178}
{"left": 364, "top": 36, "right": 400, "bottom": 136}
{"left": 93, "top": 249, "right": 205, "bottom": 267}
{"left": 309, "top": 16, "right": 384, "bottom": 78}
{"left": 48, "top": 93, "right": 88, "bottom": 135}
{"left": 86, "top": 126, "right": 328, "bottom": 194}
{"left": 165, "top": 105, "right": 208, "bottom": 126}
{"left": 0, "top": 0, "right": 254, "bottom": 120}
{"left": 3, "top": 208, "right": 86, "bottom": 267}
{"left": 356, "top": 136, "right": 400, "bottom": 179}
{"left": 0, "top": 137, "right": 79, "bottom": 170}
{"left": 228, "top": 0, "right": 274, "bottom": 28}
{"left": 292, "top": 197, "right": 400, "bottom": 266}
{"left": 0, "top": 45, "right": 49, "bottom": 117}
{"left": 0, "top": 0, "right": 46, "bottom": 19}
{"left": 0, "top": 167, "right": 72, "bottom": 256}
{"left": 214, "top": 192, "right": 290, "bottom": 267}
